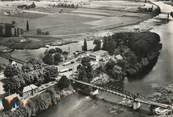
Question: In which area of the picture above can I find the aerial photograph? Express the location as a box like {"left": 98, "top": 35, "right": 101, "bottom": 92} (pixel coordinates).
{"left": 0, "top": 0, "right": 173, "bottom": 117}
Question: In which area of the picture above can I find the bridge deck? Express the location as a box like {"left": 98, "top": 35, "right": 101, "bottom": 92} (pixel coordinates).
{"left": 71, "top": 79, "right": 172, "bottom": 109}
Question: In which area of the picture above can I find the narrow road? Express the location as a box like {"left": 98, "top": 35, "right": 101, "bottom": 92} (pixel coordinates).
{"left": 151, "top": 0, "right": 173, "bottom": 13}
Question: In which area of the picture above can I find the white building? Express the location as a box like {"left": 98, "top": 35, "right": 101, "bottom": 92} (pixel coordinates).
{"left": 88, "top": 50, "right": 108, "bottom": 62}
{"left": 23, "top": 84, "right": 38, "bottom": 98}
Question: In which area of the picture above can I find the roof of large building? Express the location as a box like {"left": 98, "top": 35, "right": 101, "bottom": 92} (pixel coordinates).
{"left": 88, "top": 50, "right": 108, "bottom": 57}
{"left": 23, "top": 84, "right": 38, "bottom": 93}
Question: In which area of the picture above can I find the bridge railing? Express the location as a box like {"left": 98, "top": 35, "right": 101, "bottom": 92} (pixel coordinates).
{"left": 71, "top": 78, "right": 173, "bottom": 109}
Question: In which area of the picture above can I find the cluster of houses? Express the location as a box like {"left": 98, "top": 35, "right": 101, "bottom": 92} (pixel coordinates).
{"left": 0, "top": 84, "right": 37, "bottom": 111}
{"left": 0, "top": 81, "right": 58, "bottom": 112}
{"left": 50, "top": 0, "right": 90, "bottom": 8}
{"left": 0, "top": 22, "right": 23, "bottom": 37}
{"left": 75, "top": 50, "right": 124, "bottom": 78}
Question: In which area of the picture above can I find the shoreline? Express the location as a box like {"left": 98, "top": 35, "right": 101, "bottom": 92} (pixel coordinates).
{"left": 0, "top": 0, "right": 161, "bottom": 50}
{"left": 0, "top": 1, "right": 167, "bottom": 117}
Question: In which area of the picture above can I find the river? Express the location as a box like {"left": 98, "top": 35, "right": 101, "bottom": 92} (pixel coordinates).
{"left": 35, "top": 2, "right": 173, "bottom": 117}
{"left": 0, "top": 1, "right": 172, "bottom": 117}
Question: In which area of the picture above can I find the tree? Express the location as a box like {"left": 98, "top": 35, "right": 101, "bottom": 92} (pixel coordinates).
{"left": 12, "top": 21, "right": 16, "bottom": 25}
{"left": 55, "top": 47, "right": 62, "bottom": 54}
{"left": 82, "top": 39, "right": 87, "bottom": 51}
{"left": 81, "top": 56, "right": 90, "bottom": 66}
{"left": 171, "top": 12, "right": 173, "bottom": 18}
{"left": 93, "top": 39, "right": 101, "bottom": 51}
{"left": 4, "top": 65, "right": 20, "bottom": 78}
{"left": 54, "top": 53, "right": 62, "bottom": 65}
{"left": 26, "top": 20, "right": 29, "bottom": 31}
{"left": 43, "top": 48, "right": 63, "bottom": 65}
{"left": 124, "top": 49, "right": 138, "bottom": 65}
{"left": 43, "top": 54, "right": 54, "bottom": 65}
{"left": 104, "top": 59, "right": 116, "bottom": 75}
{"left": 36, "top": 28, "right": 42, "bottom": 35}
{"left": 27, "top": 58, "right": 42, "bottom": 66}
{"left": 58, "top": 75, "right": 70, "bottom": 90}
{"left": 102, "top": 37, "right": 117, "bottom": 54}
{"left": 48, "top": 48, "right": 56, "bottom": 54}
{"left": 21, "top": 64, "right": 32, "bottom": 72}
{"left": 62, "top": 51, "right": 68, "bottom": 60}
{"left": 78, "top": 57, "right": 93, "bottom": 82}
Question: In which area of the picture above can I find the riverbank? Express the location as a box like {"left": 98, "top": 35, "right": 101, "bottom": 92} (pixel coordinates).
{"left": 149, "top": 83, "right": 173, "bottom": 105}
{"left": 100, "top": 32, "right": 162, "bottom": 80}
{"left": 0, "top": 1, "right": 167, "bottom": 117}
{"left": 0, "top": 84, "right": 75, "bottom": 117}
{"left": 0, "top": 0, "right": 160, "bottom": 50}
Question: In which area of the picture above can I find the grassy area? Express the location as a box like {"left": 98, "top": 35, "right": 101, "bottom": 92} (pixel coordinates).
{"left": 0, "top": 0, "right": 155, "bottom": 36}
{"left": 0, "top": 0, "right": 158, "bottom": 50}
{"left": 0, "top": 37, "right": 44, "bottom": 49}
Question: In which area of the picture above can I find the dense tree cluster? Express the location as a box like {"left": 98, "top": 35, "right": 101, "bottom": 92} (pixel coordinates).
{"left": 77, "top": 56, "right": 93, "bottom": 82}
{"left": 103, "top": 32, "right": 161, "bottom": 57}
{"left": 26, "top": 20, "right": 29, "bottom": 32}
{"left": 36, "top": 28, "right": 50, "bottom": 35}
{"left": 102, "top": 32, "right": 162, "bottom": 77}
{"left": 0, "top": 88, "right": 59, "bottom": 116}
{"left": 2, "top": 58, "right": 58, "bottom": 95}
{"left": 43, "top": 48, "right": 67, "bottom": 65}
{"left": 51, "top": 3, "right": 79, "bottom": 9}
{"left": 2, "top": 65, "right": 58, "bottom": 95}
{"left": 4, "top": 65, "right": 20, "bottom": 78}
{"left": 93, "top": 39, "right": 101, "bottom": 51}
{"left": 82, "top": 39, "right": 87, "bottom": 51}
{"left": 58, "top": 75, "right": 70, "bottom": 90}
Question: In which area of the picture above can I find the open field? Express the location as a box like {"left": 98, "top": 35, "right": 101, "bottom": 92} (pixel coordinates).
{"left": 0, "top": 0, "right": 158, "bottom": 50}
{"left": 0, "top": 0, "right": 155, "bottom": 35}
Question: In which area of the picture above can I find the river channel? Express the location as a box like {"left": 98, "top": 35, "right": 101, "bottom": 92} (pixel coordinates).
{"left": 0, "top": 2, "right": 173, "bottom": 117}
{"left": 33, "top": 9, "right": 173, "bottom": 117}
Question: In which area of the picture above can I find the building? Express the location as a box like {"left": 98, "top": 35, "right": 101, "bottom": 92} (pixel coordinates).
{"left": 88, "top": 50, "right": 108, "bottom": 62}
{"left": 0, "top": 94, "right": 20, "bottom": 111}
{"left": 0, "top": 22, "right": 23, "bottom": 37}
{"left": 23, "top": 84, "right": 38, "bottom": 99}
{"left": 115, "top": 54, "right": 123, "bottom": 61}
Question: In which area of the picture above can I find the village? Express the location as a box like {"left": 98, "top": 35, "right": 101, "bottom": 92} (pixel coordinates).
{"left": 0, "top": 0, "right": 173, "bottom": 117}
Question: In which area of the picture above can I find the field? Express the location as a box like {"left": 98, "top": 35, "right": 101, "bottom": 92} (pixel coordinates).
{"left": 0, "top": 0, "right": 158, "bottom": 51}
{"left": 0, "top": 0, "right": 154, "bottom": 36}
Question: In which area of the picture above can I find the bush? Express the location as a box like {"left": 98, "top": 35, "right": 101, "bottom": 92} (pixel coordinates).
{"left": 36, "top": 29, "right": 42, "bottom": 35}
{"left": 42, "top": 48, "right": 63, "bottom": 65}
{"left": 4, "top": 65, "right": 20, "bottom": 78}
{"left": 58, "top": 75, "right": 70, "bottom": 90}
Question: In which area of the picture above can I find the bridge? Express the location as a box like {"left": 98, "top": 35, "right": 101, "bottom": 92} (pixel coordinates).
{"left": 0, "top": 53, "right": 26, "bottom": 64}
{"left": 71, "top": 78, "right": 173, "bottom": 111}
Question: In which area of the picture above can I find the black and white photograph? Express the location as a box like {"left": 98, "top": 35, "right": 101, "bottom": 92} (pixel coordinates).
{"left": 0, "top": 0, "right": 173, "bottom": 117}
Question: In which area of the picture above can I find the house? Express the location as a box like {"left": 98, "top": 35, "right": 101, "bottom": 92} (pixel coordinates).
{"left": 113, "top": 65, "right": 122, "bottom": 74}
{"left": 23, "top": 84, "right": 38, "bottom": 98}
{"left": 0, "top": 22, "right": 23, "bottom": 37}
{"left": 1, "top": 94, "right": 20, "bottom": 111}
{"left": 88, "top": 50, "right": 108, "bottom": 62}
{"left": 115, "top": 54, "right": 123, "bottom": 61}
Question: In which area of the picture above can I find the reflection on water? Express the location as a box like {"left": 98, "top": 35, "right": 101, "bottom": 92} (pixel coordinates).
{"left": 124, "top": 21, "right": 173, "bottom": 97}
{"left": 36, "top": 94, "right": 117, "bottom": 117}
{"left": 1, "top": 11, "right": 173, "bottom": 117}
{"left": 36, "top": 21, "right": 173, "bottom": 117}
